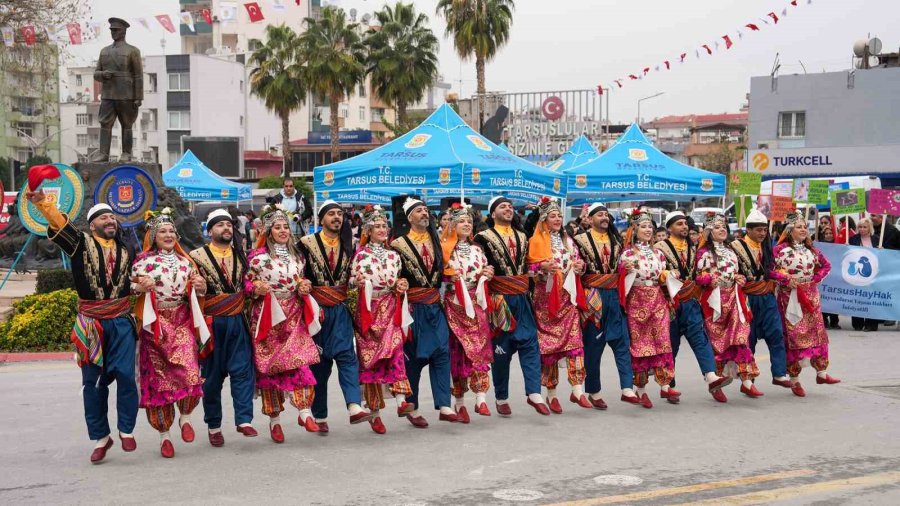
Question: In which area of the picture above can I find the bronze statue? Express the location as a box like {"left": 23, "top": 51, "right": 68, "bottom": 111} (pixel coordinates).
{"left": 91, "top": 17, "right": 143, "bottom": 162}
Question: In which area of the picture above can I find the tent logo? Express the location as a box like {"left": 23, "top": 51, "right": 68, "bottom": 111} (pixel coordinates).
{"left": 471, "top": 168, "right": 481, "bottom": 185}
{"left": 321, "top": 191, "right": 329, "bottom": 199}
{"left": 701, "top": 179, "right": 714, "bottom": 191}
{"left": 628, "top": 149, "right": 648, "bottom": 161}
{"left": 405, "top": 133, "right": 431, "bottom": 149}
{"left": 178, "top": 168, "right": 193, "bottom": 178}
{"left": 575, "top": 175, "right": 587, "bottom": 189}
{"left": 548, "top": 160, "right": 564, "bottom": 171}
{"left": 467, "top": 135, "right": 492, "bottom": 151}
{"left": 439, "top": 168, "right": 451, "bottom": 185}
{"left": 553, "top": 178, "right": 561, "bottom": 193}
{"left": 221, "top": 189, "right": 230, "bottom": 199}
{"left": 752, "top": 153, "right": 770, "bottom": 171}
{"left": 323, "top": 171, "right": 335, "bottom": 187}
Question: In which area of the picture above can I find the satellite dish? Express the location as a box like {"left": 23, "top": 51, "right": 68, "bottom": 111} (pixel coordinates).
{"left": 853, "top": 40, "right": 868, "bottom": 57}
{"left": 349, "top": 8, "right": 357, "bottom": 21}
{"left": 868, "top": 37, "right": 882, "bottom": 55}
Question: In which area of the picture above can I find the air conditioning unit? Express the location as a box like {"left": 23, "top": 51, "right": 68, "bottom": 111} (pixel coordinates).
{"left": 756, "top": 141, "right": 778, "bottom": 150}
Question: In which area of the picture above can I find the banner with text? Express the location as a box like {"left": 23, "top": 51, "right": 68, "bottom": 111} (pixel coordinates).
{"left": 817, "top": 242, "right": 900, "bottom": 320}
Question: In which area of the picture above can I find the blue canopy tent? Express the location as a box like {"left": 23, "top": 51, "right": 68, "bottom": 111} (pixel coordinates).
{"left": 313, "top": 104, "right": 566, "bottom": 208}
{"left": 546, "top": 135, "right": 600, "bottom": 172}
{"left": 563, "top": 123, "right": 726, "bottom": 203}
{"left": 163, "top": 150, "right": 252, "bottom": 203}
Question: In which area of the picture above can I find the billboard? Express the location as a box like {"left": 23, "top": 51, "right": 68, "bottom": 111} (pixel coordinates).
{"left": 180, "top": 136, "right": 243, "bottom": 178}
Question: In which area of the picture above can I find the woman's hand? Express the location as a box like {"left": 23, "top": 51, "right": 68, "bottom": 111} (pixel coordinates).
{"left": 573, "top": 259, "right": 585, "bottom": 275}
{"left": 482, "top": 265, "right": 494, "bottom": 281}
{"left": 735, "top": 274, "right": 746, "bottom": 287}
{"left": 253, "top": 281, "right": 270, "bottom": 297}
{"left": 624, "top": 261, "right": 636, "bottom": 273}
{"left": 788, "top": 278, "right": 799, "bottom": 289}
{"left": 191, "top": 274, "right": 207, "bottom": 296}
{"left": 134, "top": 276, "right": 154, "bottom": 293}
{"left": 355, "top": 272, "right": 366, "bottom": 286}
{"left": 298, "top": 279, "right": 312, "bottom": 295}
{"left": 395, "top": 278, "right": 409, "bottom": 293}
{"left": 540, "top": 261, "right": 557, "bottom": 274}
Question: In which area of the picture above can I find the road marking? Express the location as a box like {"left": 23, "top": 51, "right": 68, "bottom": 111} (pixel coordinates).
{"left": 494, "top": 489, "right": 544, "bottom": 501}
{"left": 543, "top": 469, "right": 816, "bottom": 505}
{"left": 670, "top": 470, "right": 900, "bottom": 505}
{"left": 592, "top": 475, "right": 643, "bottom": 486}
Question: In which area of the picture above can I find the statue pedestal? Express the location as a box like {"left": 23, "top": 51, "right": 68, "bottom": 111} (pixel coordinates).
{"left": 75, "top": 161, "right": 163, "bottom": 190}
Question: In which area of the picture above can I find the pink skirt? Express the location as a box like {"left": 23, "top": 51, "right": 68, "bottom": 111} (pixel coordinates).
{"left": 625, "top": 285, "right": 673, "bottom": 373}
{"left": 139, "top": 306, "right": 203, "bottom": 408}
{"left": 533, "top": 283, "right": 583, "bottom": 363}
{"left": 250, "top": 295, "right": 319, "bottom": 391}
{"left": 357, "top": 293, "right": 407, "bottom": 385}
{"left": 445, "top": 289, "right": 493, "bottom": 377}
{"left": 777, "top": 282, "right": 830, "bottom": 363}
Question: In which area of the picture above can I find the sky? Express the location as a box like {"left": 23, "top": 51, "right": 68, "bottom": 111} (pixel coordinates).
{"left": 68, "top": 0, "right": 899, "bottom": 124}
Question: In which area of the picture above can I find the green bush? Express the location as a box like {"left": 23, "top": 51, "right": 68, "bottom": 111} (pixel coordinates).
{"left": 0, "top": 289, "right": 78, "bottom": 351}
{"left": 36, "top": 268, "right": 75, "bottom": 294}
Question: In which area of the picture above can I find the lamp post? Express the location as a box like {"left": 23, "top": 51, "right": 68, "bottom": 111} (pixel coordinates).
{"left": 636, "top": 91, "right": 665, "bottom": 124}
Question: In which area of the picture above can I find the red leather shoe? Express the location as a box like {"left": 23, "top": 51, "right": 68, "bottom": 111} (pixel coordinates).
{"left": 547, "top": 397, "right": 563, "bottom": 414}
{"left": 708, "top": 376, "right": 733, "bottom": 392}
{"left": 588, "top": 395, "right": 608, "bottom": 410}
{"left": 406, "top": 414, "right": 429, "bottom": 428}
{"left": 208, "top": 431, "right": 225, "bottom": 447}
{"left": 772, "top": 378, "right": 792, "bottom": 388}
{"left": 620, "top": 394, "right": 642, "bottom": 406}
{"left": 816, "top": 374, "right": 841, "bottom": 385}
{"left": 317, "top": 421, "right": 330, "bottom": 434}
{"left": 527, "top": 398, "right": 551, "bottom": 415}
{"left": 439, "top": 412, "right": 459, "bottom": 423}
{"left": 299, "top": 415, "right": 319, "bottom": 433}
{"left": 349, "top": 411, "right": 374, "bottom": 425}
{"left": 639, "top": 393, "right": 653, "bottom": 409}
{"left": 369, "top": 417, "right": 386, "bottom": 434}
{"left": 270, "top": 423, "right": 285, "bottom": 443}
{"left": 119, "top": 435, "right": 136, "bottom": 452}
{"left": 661, "top": 388, "right": 681, "bottom": 404}
{"left": 456, "top": 406, "right": 471, "bottom": 424}
{"left": 475, "top": 402, "right": 491, "bottom": 416}
{"left": 397, "top": 401, "right": 416, "bottom": 417}
{"left": 160, "top": 439, "right": 175, "bottom": 458}
{"left": 180, "top": 422, "right": 195, "bottom": 443}
{"left": 90, "top": 438, "right": 113, "bottom": 464}
{"left": 711, "top": 389, "right": 728, "bottom": 403}
{"left": 791, "top": 382, "right": 806, "bottom": 397}
{"left": 570, "top": 393, "right": 593, "bottom": 409}
{"left": 495, "top": 402, "right": 512, "bottom": 417}
{"left": 236, "top": 425, "right": 258, "bottom": 437}
{"left": 741, "top": 384, "right": 765, "bottom": 398}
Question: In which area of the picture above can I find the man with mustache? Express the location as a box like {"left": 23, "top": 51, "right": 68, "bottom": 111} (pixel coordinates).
{"left": 26, "top": 178, "right": 138, "bottom": 464}
{"left": 189, "top": 209, "right": 258, "bottom": 446}
{"left": 298, "top": 200, "right": 372, "bottom": 433}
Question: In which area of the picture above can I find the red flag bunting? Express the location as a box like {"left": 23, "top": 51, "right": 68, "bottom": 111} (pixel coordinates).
{"left": 768, "top": 11, "right": 779, "bottom": 23}
{"left": 746, "top": 23, "right": 760, "bottom": 31}
{"left": 21, "top": 26, "right": 36, "bottom": 46}
{"left": 643, "top": 67, "right": 650, "bottom": 75}
{"left": 244, "top": 2, "right": 265, "bottom": 22}
{"left": 723, "top": 35, "right": 733, "bottom": 49}
{"left": 66, "top": 22, "right": 82, "bottom": 45}
{"left": 791, "top": 0, "right": 798, "bottom": 5}
{"left": 664, "top": 60, "right": 670, "bottom": 70}
{"left": 596, "top": 85, "right": 603, "bottom": 95}
{"left": 680, "top": 52, "right": 687, "bottom": 62}
{"left": 201, "top": 8, "right": 213, "bottom": 24}
{"left": 702, "top": 44, "right": 712, "bottom": 55}
{"left": 614, "top": 80, "right": 623, "bottom": 88}
{"left": 155, "top": 14, "right": 176, "bottom": 33}
{"left": 628, "top": 74, "right": 638, "bottom": 80}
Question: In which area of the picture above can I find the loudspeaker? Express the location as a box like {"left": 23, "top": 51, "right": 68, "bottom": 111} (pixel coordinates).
{"left": 439, "top": 196, "right": 472, "bottom": 210}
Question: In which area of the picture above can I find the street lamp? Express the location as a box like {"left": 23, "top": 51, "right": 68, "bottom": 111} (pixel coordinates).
{"left": 636, "top": 92, "right": 665, "bottom": 124}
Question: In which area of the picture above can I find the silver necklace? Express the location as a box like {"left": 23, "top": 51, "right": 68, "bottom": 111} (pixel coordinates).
{"left": 370, "top": 242, "right": 387, "bottom": 262}
{"left": 550, "top": 232, "right": 564, "bottom": 251}
{"left": 158, "top": 249, "right": 178, "bottom": 268}
{"left": 637, "top": 242, "right": 653, "bottom": 254}
{"left": 456, "top": 240, "right": 472, "bottom": 258}
{"left": 273, "top": 244, "right": 291, "bottom": 263}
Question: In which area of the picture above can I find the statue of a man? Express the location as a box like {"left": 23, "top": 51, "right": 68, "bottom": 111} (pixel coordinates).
{"left": 91, "top": 17, "right": 143, "bottom": 162}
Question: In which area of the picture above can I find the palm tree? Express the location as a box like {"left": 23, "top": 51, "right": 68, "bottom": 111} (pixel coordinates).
{"left": 436, "top": 0, "right": 515, "bottom": 131}
{"left": 249, "top": 25, "right": 306, "bottom": 177}
{"left": 299, "top": 7, "right": 366, "bottom": 161}
{"left": 365, "top": 2, "right": 439, "bottom": 132}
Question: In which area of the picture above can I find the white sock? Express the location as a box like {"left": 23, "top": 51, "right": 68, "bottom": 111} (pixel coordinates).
{"left": 775, "top": 375, "right": 790, "bottom": 382}
{"left": 439, "top": 406, "right": 455, "bottom": 415}
{"left": 94, "top": 435, "right": 111, "bottom": 448}
{"left": 742, "top": 379, "right": 753, "bottom": 388}
{"left": 622, "top": 388, "right": 637, "bottom": 398}
{"left": 238, "top": 423, "right": 252, "bottom": 428}
{"left": 661, "top": 384, "right": 670, "bottom": 392}
{"left": 496, "top": 399, "right": 509, "bottom": 406}
{"left": 315, "top": 418, "right": 327, "bottom": 423}
{"left": 475, "top": 392, "right": 486, "bottom": 405}
{"left": 705, "top": 371, "right": 721, "bottom": 383}
{"left": 455, "top": 397, "right": 466, "bottom": 409}
{"left": 160, "top": 431, "right": 171, "bottom": 442}
{"left": 299, "top": 408, "right": 312, "bottom": 422}
{"left": 209, "top": 428, "right": 222, "bottom": 435}
{"left": 394, "top": 394, "right": 406, "bottom": 407}
{"left": 269, "top": 416, "right": 281, "bottom": 428}
{"left": 817, "top": 370, "right": 828, "bottom": 378}
{"left": 800, "top": 357, "right": 811, "bottom": 368}
{"left": 636, "top": 387, "right": 646, "bottom": 396}
{"left": 118, "top": 431, "right": 133, "bottom": 439}
{"left": 527, "top": 393, "right": 544, "bottom": 404}
{"left": 409, "top": 409, "right": 420, "bottom": 417}
{"left": 547, "top": 388, "right": 557, "bottom": 400}
{"left": 371, "top": 409, "right": 380, "bottom": 418}
{"left": 572, "top": 384, "right": 584, "bottom": 397}
{"left": 589, "top": 391, "right": 602, "bottom": 400}
{"left": 178, "top": 413, "right": 191, "bottom": 427}
{"left": 790, "top": 376, "right": 800, "bottom": 385}
{"left": 347, "top": 403, "right": 364, "bottom": 416}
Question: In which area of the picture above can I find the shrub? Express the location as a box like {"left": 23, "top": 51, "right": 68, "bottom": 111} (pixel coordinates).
{"left": 36, "top": 268, "right": 75, "bottom": 294}
{"left": 0, "top": 289, "right": 78, "bottom": 351}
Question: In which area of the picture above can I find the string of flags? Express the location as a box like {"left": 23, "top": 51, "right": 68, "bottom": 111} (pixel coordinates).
{"left": 596, "top": 0, "right": 813, "bottom": 95}
{"left": 0, "top": 1, "right": 302, "bottom": 48}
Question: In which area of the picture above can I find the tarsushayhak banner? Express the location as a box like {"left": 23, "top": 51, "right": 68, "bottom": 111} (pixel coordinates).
{"left": 816, "top": 242, "right": 900, "bottom": 320}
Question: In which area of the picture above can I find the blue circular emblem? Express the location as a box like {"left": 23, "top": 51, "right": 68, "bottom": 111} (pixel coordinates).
{"left": 17, "top": 163, "right": 85, "bottom": 237}
{"left": 93, "top": 165, "right": 158, "bottom": 227}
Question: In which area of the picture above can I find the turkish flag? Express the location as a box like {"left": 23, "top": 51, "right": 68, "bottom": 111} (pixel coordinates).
{"left": 791, "top": 0, "right": 798, "bottom": 5}
{"left": 723, "top": 35, "right": 733, "bottom": 49}
{"left": 663, "top": 60, "right": 670, "bottom": 70}
{"left": 628, "top": 74, "right": 638, "bottom": 80}
{"left": 614, "top": 80, "right": 623, "bottom": 88}
{"left": 746, "top": 23, "right": 760, "bottom": 31}
{"left": 66, "top": 23, "right": 82, "bottom": 44}
{"left": 643, "top": 67, "right": 650, "bottom": 75}
{"left": 201, "top": 8, "right": 213, "bottom": 24}
{"left": 702, "top": 44, "right": 713, "bottom": 55}
{"left": 156, "top": 14, "right": 176, "bottom": 33}
{"left": 767, "top": 11, "right": 779, "bottom": 24}
{"left": 21, "top": 26, "right": 36, "bottom": 47}
{"left": 596, "top": 85, "right": 603, "bottom": 96}
{"left": 679, "top": 52, "right": 687, "bottom": 62}
{"left": 244, "top": 2, "right": 265, "bottom": 22}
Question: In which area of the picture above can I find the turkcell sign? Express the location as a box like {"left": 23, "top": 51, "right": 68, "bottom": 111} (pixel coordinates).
{"left": 749, "top": 145, "right": 900, "bottom": 175}
{"left": 770, "top": 155, "right": 833, "bottom": 167}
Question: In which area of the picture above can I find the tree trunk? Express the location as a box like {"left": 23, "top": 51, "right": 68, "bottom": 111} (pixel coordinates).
{"left": 397, "top": 98, "right": 407, "bottom": 132}
{"left": 476, "top": 54, "right": 486, "bottom": 132}
{"left": 281, "top": 111, "right": 291, "bottom": 177}
{"left": 330, "top": 95, "right": 340, "bottom": 162}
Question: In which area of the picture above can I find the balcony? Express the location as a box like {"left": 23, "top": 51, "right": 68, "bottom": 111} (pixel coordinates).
{"left": 180, "top": 22, "right": 212, "bottom": 36}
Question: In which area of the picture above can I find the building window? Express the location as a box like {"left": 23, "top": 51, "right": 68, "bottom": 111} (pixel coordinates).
{"left": 358, "top": 83, "right": 366, "bottom": 98}
{"left": 13, "top": 96, "right": 37, "bottom": 115}
{"left": 245, "top": 167, "right": 257, "bottom": 179}
{"left": 248, "top": 39, "right": 262, "bottom": 52}
{"left": 168, "top": 111, "right": 191, "bottom": 130}
{"left": 239, "top": 80, "right": 244, "bottom": 93}
{"left": 75, "top": 74, "right": 82, "bottom": 87}
{"left": 340, "top": 106, "right": 349, "bottom": 119}
{"left": 76, "top": 113, "right": 93, "bottom": 126}
{"left": 239, "top": 115, "right": 244, "bottom": 127}
{"left": 148, "top": 73, "right": 158, "bottom": 93}
{"left": 778, "top": 111, "right": 805, "bottom": 138}
{"left": 168, "top": 72, "right": 190, "bottom": 91}
{"left": 16, "top": 148, "right": 34, "bottom": 162}
{"left": 14, "top": 122, "right": 34, "bottom": 138}
{"left": 359, "top": 106, "right": 366, "bottom": 121}
{"left": 372, "top": 108, "right": 385, "bottom": 123}
{"left": 76, "top": 134, "right": 89, "bottom": 147}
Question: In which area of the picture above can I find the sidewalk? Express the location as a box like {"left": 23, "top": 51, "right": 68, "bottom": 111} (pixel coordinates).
{"left": 0, "top": 270, "right": 37, "bottom": 320}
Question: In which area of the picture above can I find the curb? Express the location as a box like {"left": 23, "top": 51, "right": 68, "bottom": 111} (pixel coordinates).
{"left": 0, "top": 352, "right": 73, "bottom": 363}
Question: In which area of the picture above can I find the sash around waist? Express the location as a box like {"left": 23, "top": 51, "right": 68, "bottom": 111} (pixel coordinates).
{"left": 407, "top": 287, "right": 441, "bottom": 305}
{"left": 311, "top": 285, "right": 348, "bottom": 306}
{"left": 583, "top": 273, "right": 618, "bottom": 288}
{"left": 676, "top": 282, "right": 702, "bottom": 301}
{"left": 204, "top": 292, "right": 246, "bottom": 317}
{"left": 489, "top": 275, "right": 529, "bottom": 295}
{"left": 743, "top": 280, "right": 777, "bottom": 295}
{"left": 77, "top": 297, "right": 131, "bottom": 319}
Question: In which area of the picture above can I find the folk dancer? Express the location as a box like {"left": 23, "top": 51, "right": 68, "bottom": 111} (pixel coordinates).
{"left": 475, "top": 197, "right": 549, "bottom": 416}
{"left": 298, "top": 200, "right": 372, "bottom": 433}
{"left": 618, "top": 209, "right": 676, "bottom": 409}
{"left": 730, "top": 209, "right": 791, "bottom": 390}
{"left": 26, "top": 177, "right": 138, "bottom": 464}
{"left": 441, "top": 202, "right": 495, "bottom": 422}
{"left": 350, "top": 205, "right": 414, "bottom": 434}
{"left": 695, "top": 213, "right": 762, "bottom": 402}
{"left": 771, "top": 211, "right": 841, "bottom": 397}
{"left": 391, "top": 197, "right": 458, "bottom": 427}
{"left": 246, "top": 204, "right": 321, "bottom": 442}
{"left": 189, "top": 209, "right": 257, "bottom": 446}
{"left": 655, "top": 211, "right": 731, "bottom": 401}
{"left": 573, "top": 203, "right": 641, "bottom": 408}
{"left": 526, "top": 197, "right": 589, "bottom": 414}
{"left": 131, "top": 208, "right": 208, "bottom": 458}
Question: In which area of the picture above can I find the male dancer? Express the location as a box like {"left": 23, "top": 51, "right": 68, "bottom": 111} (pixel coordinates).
{"left": 299, "top": 200, "right": 372, "bottom": 433}
{"left": 655, "top": 211, "right": 731, "bottom": 401}
{"left": 573, "top": 203, "right": 641, "bottom": 408}
{"left": 391, "top": 197, "right": 458, "bottom": 427}
{"left": 189, "top": 209, "right": 258, "bottom": 446}
{"left": 475, "top": 197, "right": 550, "bottom": 416}
{"left": 730, "top": 209, "right": 791, "bottom": 389}
{"left": 26, "top": 177, "right": 137, "bottom": 463}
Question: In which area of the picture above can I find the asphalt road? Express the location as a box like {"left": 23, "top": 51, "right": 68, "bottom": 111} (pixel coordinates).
{"left": 2, "top": 326, "right": 899, "bottom": 505}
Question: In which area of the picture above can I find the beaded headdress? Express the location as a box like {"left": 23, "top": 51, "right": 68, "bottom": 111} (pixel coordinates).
{"left": 143, "top": 207, "right": 178, "bottom": 244}
{"left": 537, "top": 196, "right": 561, "bottom": 220}
{"left": 361, "top": 204, "right": 388, "bottom": 228}
{"left": 703, "top": 212, "right": 728, "bottom": 230}
{"left": 448, "top": 202, "right": 473, "bottom": 224}
{"left": 259, "top": 204, "right": 293, "bottom": 234}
